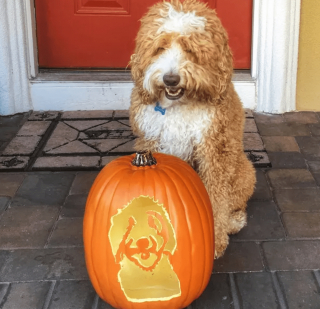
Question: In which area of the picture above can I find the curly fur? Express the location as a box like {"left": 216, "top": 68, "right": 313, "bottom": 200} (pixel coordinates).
{"left": 129, "top": 0, "right": 256, "bottom": 258}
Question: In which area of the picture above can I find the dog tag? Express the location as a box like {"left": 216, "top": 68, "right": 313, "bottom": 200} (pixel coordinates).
{"left": 155, "top": 102, "right": 166, "bottom": 115}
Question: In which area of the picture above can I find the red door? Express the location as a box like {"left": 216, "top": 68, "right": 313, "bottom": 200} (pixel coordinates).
{"left": 35, "top": 0, "right": 252, "bottom": 69}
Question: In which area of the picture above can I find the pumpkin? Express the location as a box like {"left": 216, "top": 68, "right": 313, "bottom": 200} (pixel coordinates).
{"left": 83, "top": 151, "right": 214, "bottom": 309}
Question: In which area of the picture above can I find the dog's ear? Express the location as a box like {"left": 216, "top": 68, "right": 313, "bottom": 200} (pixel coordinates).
{"left": 130, "top": 53, "right": 141, "bottom": 82}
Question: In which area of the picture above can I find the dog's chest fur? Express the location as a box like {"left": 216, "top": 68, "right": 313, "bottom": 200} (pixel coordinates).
{"left": 135, "top": 103, "right": 212, "bottom": 161}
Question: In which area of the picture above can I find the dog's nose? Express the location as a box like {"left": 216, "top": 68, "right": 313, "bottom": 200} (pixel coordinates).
{"left": 163, "top": 74, "right": 180, "bottom": 86}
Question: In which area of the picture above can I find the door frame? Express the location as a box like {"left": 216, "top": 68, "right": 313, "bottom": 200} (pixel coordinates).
{"left": 0, "top": 0, "right": 301, "bottom": 115}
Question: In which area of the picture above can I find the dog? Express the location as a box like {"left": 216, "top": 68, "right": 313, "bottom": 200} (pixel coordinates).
{"left": 129, "top": 0, "right": 256, "bottom": 258}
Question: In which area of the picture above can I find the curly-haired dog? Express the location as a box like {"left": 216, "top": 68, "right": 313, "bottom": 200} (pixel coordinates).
{"left": 129, "top": 0, "right": 256, "bottom": 258}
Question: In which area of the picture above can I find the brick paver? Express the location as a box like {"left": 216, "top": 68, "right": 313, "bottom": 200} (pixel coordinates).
{"left": 0, "top": 110, "right": 319, "bottom": 308}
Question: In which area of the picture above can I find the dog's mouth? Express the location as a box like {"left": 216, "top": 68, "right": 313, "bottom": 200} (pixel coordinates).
{"left": 165, "top": 87, "right": 184, "bottom": 100}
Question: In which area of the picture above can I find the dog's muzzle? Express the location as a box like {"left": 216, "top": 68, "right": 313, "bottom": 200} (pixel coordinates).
{"left": 163, "top": 74, "right": 184, "bottom": 100}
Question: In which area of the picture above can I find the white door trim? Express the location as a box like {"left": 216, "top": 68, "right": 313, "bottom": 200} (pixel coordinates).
{"left": 0, "top": 0, "right": 301, "bottom": 115}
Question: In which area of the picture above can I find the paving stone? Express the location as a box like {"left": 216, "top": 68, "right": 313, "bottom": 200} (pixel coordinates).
{"left": 118, "top": 119, "right": 131, "bottom": 127}
{"left": 0, "top": 127, "right": 21, "bottom": 142}
{"left": 246, "top": 151, "right": 270, "bottom": 167}
{"left": 250, "top": 169, "right": 272, "bottom": 201}
{"left": 244, "top": 109, "right": 254, "bottom": 118}
{"left": 267, "top": 169, "right": 316, "bottom": 188}
{"left": 28, "top": 111, "right": 59, "bottom": 121}
{"left": 213, "top": 242, "right": 264, "bottom": 273}
{"left": 257, "top": 123, "right": 311, "bottom": 136}
{"left": 11, "top": 173, "right": 75, "bottom": 207}
{"left": 0, "top": 284, "right": 9, "bottom": 304}
{"left": 16, "top": 121, "right": 51, "bottom": 136}
{"left": 0, "top": 206, "right": 59, "bottom": 249}
{"left": 101, "top": 156, "right": 121, "bottom": 166}
{"left": 0, "top": 174, "right": 25, "bottom": 196}
{"left": 235, "top": 272, "right": 279, "bottom": 309}
{"left": 243, "top": 133, "right": 264, "bottom": 151}
{"left": 79, "top": 130, "right": 134, "bottom": 140}
{"left": 61, "top": 194, "right": 88, "bottom": 217}
{"left": 114, "top": 110, "right": 129, "bottom": 118}
{"left": 274, "top": 188, "right": 320, "bottom": 212}
{"left": 192, "top": 274, "right": 233, "bottom": 309}
{"left": 0, "top": 281, "right": 51, "bottom": 309}
{"left": 2, "top": 136, "right": 41, "bottom": 155}
{"left": 0, "top": 113, "right": 27, "bottom": 128}
{"left": 295, "top": 136, "right": 320, "bottom": 160}
{"left": 0, "top": 248, "right": 88, "bottom": 281}
{"left": 48, "top": 280, "right": 96, "bottom": 309}
{"left": 87, "top": 120, "right": 131, "bottom": 131}
{"left": 46, "top": 140, "right": 98, "bottom": 154}
{"left": 231, "top": 201, "right": 285, "bottom": 241}
{"left": 244, "top": 118, "right": 258, "bottom": 133}
{"left": 262, "top": 136, "right": 300, "bottom": 152}
{"left": 308, "top": 161, "right": 320, "bottom": 185}
{"left": 61, "top": 110, "right": 113, "bottom": 119}
{"left": 70, "top": 172, "right": 99, "bottom": 195}
{"left": 0, "top": 156, "right": 29, "bottom": 170}
{"left": 109, "top": 139, "right": 135, "bottom": 153}
{"left": 282, "top": 213, "right": 320, "bottom": 238}
{"left": 262, "top": 241, "right": 320, "bottom": 270}
{"left": 0, "top": 197, "right": 10, "bottom": 215}
{"left": 97, "top": 299, "right": 116, "bottom": 309}
{"left": 253, "top": 113, "right": 284, "bottom": 124}
{"left": 43, "top": 122, "right": 78, "bottom": 151}
{"left": 277, "top": 271, "right": 320, "bottom": 309}
{"left": 283, "top": 111, "right": 319, "bottom": 124}
{"left": 85, "top": 138, "right": 133, "bottom": 153}
{"left": 47, "top": 218, "right": 83, "bottom": 247}
{"left": 33, "top": 156, "right": 100, "bottom": 170}
{"left": 309, "top": 123, "right": 320, "bottom": 136}
{"left": 267, "top": 152, "right": 307, "bottom": 169}
{"left": 0, "top": 251, "right": 9, "bottom": 275}
{"left": 64, "top": 120, "right": 108, "bottom": 131}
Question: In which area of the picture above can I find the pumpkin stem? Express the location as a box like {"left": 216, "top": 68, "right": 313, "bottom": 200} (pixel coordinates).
{"left": 132, "top": 151, "right": 157, "bottom": 167}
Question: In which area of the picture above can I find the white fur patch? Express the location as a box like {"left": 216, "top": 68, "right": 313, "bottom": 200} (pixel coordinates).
{"left": 157, "top": 3, "right": 207, "bottom": 35}
{"left": 143, "top": 43, "right": 184, "bottom": 93}
{"left": 135, "top": 103, "right": 212, "bottom": 161}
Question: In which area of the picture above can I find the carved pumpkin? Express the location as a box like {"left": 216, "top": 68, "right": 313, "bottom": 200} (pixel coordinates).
{"left": 83, "top": 151, "right": 214, "bottom": 309}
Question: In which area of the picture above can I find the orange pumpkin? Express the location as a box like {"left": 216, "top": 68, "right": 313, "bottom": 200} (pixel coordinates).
{"left": 83, "top": 151, "right": 214, "bottom": 309}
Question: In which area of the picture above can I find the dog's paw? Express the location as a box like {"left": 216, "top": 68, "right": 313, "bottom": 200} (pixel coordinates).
{"left": 228, "top": 210, "right": 247, "bottom": 235}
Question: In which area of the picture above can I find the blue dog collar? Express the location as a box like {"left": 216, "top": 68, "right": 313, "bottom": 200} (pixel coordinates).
{"left": 154, "top": 102, "right": 166, "bottom": 115}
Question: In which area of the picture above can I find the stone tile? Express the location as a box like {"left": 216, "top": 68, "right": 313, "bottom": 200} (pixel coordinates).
{"left": 246, "top": 152, "right": 270, "bottom": 167}
{"left": 48, "top": 281, "right": 96, "bottom": 309}
{"left": 85, "top": 138, "right": 133, "bottom": 153}
{"left": 243, "top": 133, "right": 264, "bottom": 151}
{"left": 0, "top": 174, "right": 25, "bottom": 196}
{"left": 257, "top": 123, "right": 311, "bottom": 136}
{"left": 28, "top": 111, "right": 59, "bottom": 121}
{"left": 283, "top": 111, "right": 319, "bottom": 124}
{"left": 114, "top": 110, "right": 129, "bottom": 118}
{"left": 101, "top": 156, "right": 121, "bottom": 166}
{"left": 0, "top": 248, "right": 88, "bottom": 281}
{"left": 0, "top": 127, "right": 20, "bottom": 142}
{"left": 253, "top": 113, "right": 284, "bottom": 124}
{"left": 213, "top": 242, "right": 264, "bottom": 273}
{"left": 262, "top": 241, "right": 320, "bottom": 270}
{"left": 0, "top": 251, "right": 9, "bottom": 275}
{"left": 0, "top": 206, "right": 59, "bottom": 249}
{"left": 118, "top": 119, "right": 131, "bottom": 127}
{"left": 267, "top": 152, "right": 307, "bottom": 169}
{"left": 231, "top": 201, "right": 285, "bottom": 241}
{"left": 33, "top": 156, "right": 100, "bottom": 170}
{"left": 0, "top": 197, "right": 10, "bottom": 215}
{"left": 43, "top": 122, "right": 78, "bottom": 152}
{"left": 97, "top": 299, "right": 116, "bottom": 309}
{"left": 0, "top": 156, "right": 29, "bottom": 170}
{"left": 244, "top": 118, "right": 258, "bottom": 133}
{"left": 250, "top": 169, "right": 272, "bottom": 201}
{"left": 0, "top": 282, "right": 51, "bottom": 309}
{"left": 244, "top": 109, "right": 253, "bottom": 118}
{"left": 109, "top": 139, "right": 135, "bottom": 153}
{"left": 61, "top": 194, "right": 87, "bottom": 217}
{"left": 87, "top": 120, "right": 131, "bottom": 131}
{"left": 2, "top": 136, "right": 41, "bottom": 155}
{"left": 277, "top": 271, "right": 320, "bottom": 309}
{"left": 192, "top": 274, "right": 233, "bottom": 309}
{"left": 235, "top": 272, "right": 279, "bottom": 309}
{"left": 46, "top": 140, "right": 98, "bottom": 154}
{"left": 267, "top": 169, "right": 316, "bottom": 188}
{"left": 308, "top": 161, "right": 320, "bottom": 185}
{"left": 70, "top": 172, "right": 99, "bottom": 195}
{"left": 262, "top": 136, "right": 300, "bottom": 152}
{"left": 0, "top": 284, "right": 9, "bottom": 303}
{"left": 16, "top": 121, "right": 51, "bottom": 136}
{"left": 79, "top": 130, "right": 134, "bottom": 140}
{"left": 61, "top": 110, "right": 113, "bottom": 119}
{"left": 282, "top": 213, "right": 320, "bottom": 238}
{"left": 47, "top": 218, "right": 83, "bottom": 247}
{"left": 309, "top": 123, "right": 320, "bottom": 136}
{"left": 64, "top": 120, "right": 108, "bottom": 131}
{"left": 274, "top": 188, "right": 320, "bottom": 212}
{"left": 11, "top": 173, "right": 75, "bottom": 207}
{"left": 295, "top": 136, "right": 320, "bottom": 160}
{"left": 0, "top": 113, "right": 27, "bottom": 128}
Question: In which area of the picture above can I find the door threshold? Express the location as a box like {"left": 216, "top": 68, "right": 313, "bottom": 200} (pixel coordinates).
{"left": 33, "top": 69, "right": 254, "bottom": 82}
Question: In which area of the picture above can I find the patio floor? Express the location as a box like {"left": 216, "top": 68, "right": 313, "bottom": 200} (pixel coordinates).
{"left": 0, "top": 110, "right": 320, "bottom": 308}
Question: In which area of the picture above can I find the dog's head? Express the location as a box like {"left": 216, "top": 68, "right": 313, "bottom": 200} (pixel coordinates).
{"left": 131, "top": 0, "right": 233, "bottom": 106}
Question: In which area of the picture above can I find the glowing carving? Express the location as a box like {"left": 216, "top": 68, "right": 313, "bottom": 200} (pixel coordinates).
{"left": 109, "top": 196, "right": 181, "bottom": 302}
